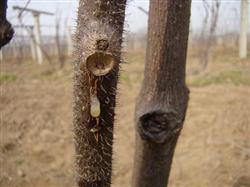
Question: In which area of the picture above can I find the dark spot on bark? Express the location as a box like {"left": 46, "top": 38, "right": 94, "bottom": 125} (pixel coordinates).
{"left": 138, "top": 110, "right": 182, "bottom": 143}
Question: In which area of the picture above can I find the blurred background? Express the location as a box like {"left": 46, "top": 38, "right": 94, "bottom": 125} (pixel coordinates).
{"left": 0, "top": 0, "right": 249, "bottom": 187}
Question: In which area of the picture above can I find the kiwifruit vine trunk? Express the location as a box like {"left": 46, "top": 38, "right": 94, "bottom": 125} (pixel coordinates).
{"left": 0, "top": 0, "right": 14, "bottom": 49}
{"left": 132, "top": 0, "right": 191, "bottom": 187}
{"left": 73, "top": 1, "right": 126, "bottom": 187}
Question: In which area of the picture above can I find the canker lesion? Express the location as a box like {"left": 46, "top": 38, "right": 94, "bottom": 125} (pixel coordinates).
{"left": 80, "top": 39, "right": 117, "bottom": 77}
{"left": 138, "top": 110, "right": 183, "bottom": 144}
{"left": 79, "top": 38, "right": 117, "bottom": 142}
{"left": 85, "top": 52, "right": 117, "bottom": 76}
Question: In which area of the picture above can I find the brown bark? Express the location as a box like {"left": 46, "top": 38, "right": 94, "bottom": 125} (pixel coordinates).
{"left": 0, "top": 0, "right": 14, "bottom": 49}
{"left": 73, "top": 1, "right": 126, "bottom": 187}
{"left": 132, "top": 1, "right": 191, "bottom": 187}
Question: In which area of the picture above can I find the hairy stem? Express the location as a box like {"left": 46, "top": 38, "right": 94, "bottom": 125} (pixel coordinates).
{"left": 73, "top": 1, "right": 126, "bottom": 186}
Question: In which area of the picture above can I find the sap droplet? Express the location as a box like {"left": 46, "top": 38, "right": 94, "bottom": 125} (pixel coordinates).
{"left": 82, "top": 105, "right": 86, "bottom": 111}
{"left": 90, "top": 94, "right": 100, "bottom": 117}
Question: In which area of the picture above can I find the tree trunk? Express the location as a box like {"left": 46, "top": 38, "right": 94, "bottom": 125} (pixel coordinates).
{"left": 73, "top": 1, "right": 126, "bottom": 187}
{"left": 239, "top": 0, "right": 249, "bottom": 59}
{"left": 0, "top": 0, "right": 14, "bottom": 49}
{"left": 132, "top": 1, "right": 191, "bottom": 187}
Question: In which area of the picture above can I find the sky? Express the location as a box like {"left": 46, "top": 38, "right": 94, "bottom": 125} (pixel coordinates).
{"left": 7, "top": 0, "right": 249, "bottom": 36}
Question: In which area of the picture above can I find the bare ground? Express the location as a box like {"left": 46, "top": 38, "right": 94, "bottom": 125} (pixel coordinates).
{"left": 0, "top": 51, "right": 249, "bottom": 187}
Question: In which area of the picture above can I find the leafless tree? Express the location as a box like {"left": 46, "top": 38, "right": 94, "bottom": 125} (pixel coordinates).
{"left": 198, "top": 0, "right": 221, "bottom": 71}
{"left": 16, "top": 15, "right": 53, "bottom": 64}
{"left": 13, "top": 5, "right": 54, "bottom": 64}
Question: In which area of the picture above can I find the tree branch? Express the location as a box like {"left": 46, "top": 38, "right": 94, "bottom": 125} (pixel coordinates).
{"left": 73, "top": 1, "right": 126, "bottom": 186}
{"left": 0, "top": 0, "right": 14, "bottom": 49}
{"left": 132, "top": 0, "right": 191, "bottom": 186}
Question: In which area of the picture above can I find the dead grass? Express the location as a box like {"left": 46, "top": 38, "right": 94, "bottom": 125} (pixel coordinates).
{"left": 0, "top": 50, "right": 249, "bottom": 187}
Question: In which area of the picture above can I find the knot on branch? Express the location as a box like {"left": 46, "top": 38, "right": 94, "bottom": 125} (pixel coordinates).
{"left": 0, "top": 19, "right": 14, "bottom": 48}
{"left": 138, "top": 110, "right": 183, "bottom": 144}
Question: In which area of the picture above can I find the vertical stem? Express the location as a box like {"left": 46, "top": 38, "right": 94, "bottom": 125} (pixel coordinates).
{"left": 0, "top": 0, "right": 14, "bottom": 49}
{"left": 65, "top": 17, "right": 73, "bottom": 57}
{"left": 29, "top": 27, "right": 37, "bottom": 61}
{"left": 0, "top": 0, "right": 7, "bottom": 19}
{"left": 132, "top": 0, "right": 191, "bottom": 187}
{"left": 55, "top": 14, "right": 64, "bottom": 68}
{"left": 239, "top": 0, "right": 249, "bottom": 59}
{"left": 73, "top": 1, "right": 126, "bottom": 186}
{"left": 66, "top": 26, "right": 73, "bottom": 57}
{"left": 32, "top": 13, "right": 43, "bottom": 64}
{"left": 0, "top": 50, "right": 3, "bottom": 62}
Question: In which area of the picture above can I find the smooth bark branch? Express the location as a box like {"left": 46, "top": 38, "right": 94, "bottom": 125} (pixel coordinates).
{"left": 132, "top": 0, "right": 191, "bottom": 187}
{"left": 0, "top": 0, "right": 14, "bottom": 49}
{"left": 73, "top": 1, "right": 126, "bottom": 187}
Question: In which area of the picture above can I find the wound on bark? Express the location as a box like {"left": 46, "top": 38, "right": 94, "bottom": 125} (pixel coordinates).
{"left": 73, "top": 1, "right": 126, "bottom": 186}
{"left": 85, "top": 52, "right": 117, "bottom": 76}
{"left": 138, "top": 110, "right": 182, "bottom": 144}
